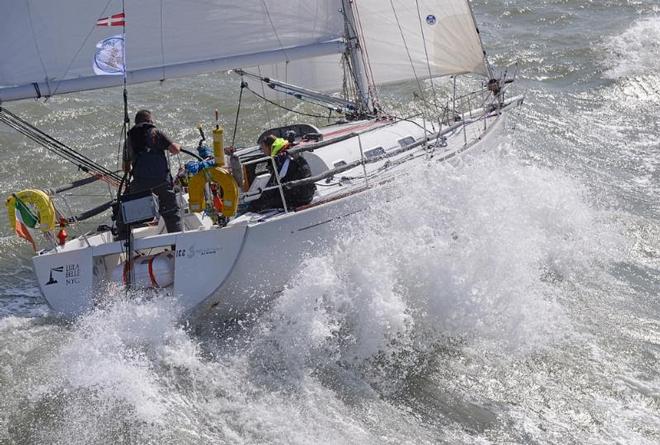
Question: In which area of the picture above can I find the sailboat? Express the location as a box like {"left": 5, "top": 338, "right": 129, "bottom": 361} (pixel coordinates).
{"left": 0, "top": 0, "right": 523, "bottom": 320}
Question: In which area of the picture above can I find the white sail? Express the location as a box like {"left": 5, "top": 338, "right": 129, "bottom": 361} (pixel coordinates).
{"left": 0, "top": 0, "right": 489, "bottom": 102}
{"left": 354, "top": 0, "right": 489, "bottom": 85}
{"left": 0, "top": 0, "right": 345, "bottom": 102}
{"left": 243, "top": 55, "right": 346, "bottom": 93}
{"left": 247, "top": 0, "right": 489, "bottom": 95}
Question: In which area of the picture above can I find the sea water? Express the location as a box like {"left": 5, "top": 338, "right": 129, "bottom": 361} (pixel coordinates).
{"left": 1, "top": 1, "right": 659, "bottom": 443}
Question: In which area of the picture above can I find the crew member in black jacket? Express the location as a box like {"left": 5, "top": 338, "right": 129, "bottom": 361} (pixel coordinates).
{"left": 122, "top": 109, "right": 182, "bottom": 233}
{"left": 248, "top": 134, "right": 316, "bottom": 212}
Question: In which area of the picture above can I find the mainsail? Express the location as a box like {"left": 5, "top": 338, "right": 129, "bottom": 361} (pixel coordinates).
{"left": 0, "top": 0, "right": 345, "bottom": 102}
{"left": 0, "top": 0, "right": 489, "bottom": 103}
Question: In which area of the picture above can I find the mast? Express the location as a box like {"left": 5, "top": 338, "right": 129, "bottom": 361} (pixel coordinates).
{"left": 342, "top": 0, "right": 373, "bottom": 114}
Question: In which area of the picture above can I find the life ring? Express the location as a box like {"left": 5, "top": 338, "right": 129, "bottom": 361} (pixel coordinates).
{"left": 188, "top": 166, "right": 239, "bottom": 217}
{"left": 5, "top": 189, "right": 57, "bottom": 232}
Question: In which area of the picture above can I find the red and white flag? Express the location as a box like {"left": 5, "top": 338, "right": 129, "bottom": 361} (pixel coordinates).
{"left": 96, "top": 12, "right": 125, "bottom": 27}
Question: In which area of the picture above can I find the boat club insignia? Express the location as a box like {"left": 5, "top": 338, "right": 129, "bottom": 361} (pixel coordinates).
{"left": 45, "top": 264, "right": 80, "bottom": 286}
{"left": 45, "top": 266, "right": 63, "bottom": 285}
{"left": 65, "top": 264, "right": 81, "bottom": 285}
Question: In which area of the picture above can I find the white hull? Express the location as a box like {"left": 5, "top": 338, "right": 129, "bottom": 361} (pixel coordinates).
{"left": 31, "top": 99, "right": 520, "bottom": 321}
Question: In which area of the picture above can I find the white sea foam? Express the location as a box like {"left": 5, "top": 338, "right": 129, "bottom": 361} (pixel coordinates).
{"left": 603, "top": 16, "right": 660, "bottom": 79}
{"left": 1, "top": 296, "right": 199, "bottom": 444}
{"left": 1, "top": 2, "right": 657, "bottom": 442}
{"left": 51, "top": 296, "right": 193, "bottom": 420}
{"left": 1, "top": 145, "right": 628, "bottom": 444}
{"left": 247, "top": 145, "right": 622, "bottom": 394}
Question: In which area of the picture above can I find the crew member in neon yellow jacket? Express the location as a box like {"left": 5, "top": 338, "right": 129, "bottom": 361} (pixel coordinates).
{"left": 248, "top": 134, "right": 316, "bottom": 212}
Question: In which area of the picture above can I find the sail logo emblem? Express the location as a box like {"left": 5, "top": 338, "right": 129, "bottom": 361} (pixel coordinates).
{"left": 93, "top": 35, "right": 125, "bottom": 76}
{"left": 426, "top": 14, "right": 437, "bottom": 25}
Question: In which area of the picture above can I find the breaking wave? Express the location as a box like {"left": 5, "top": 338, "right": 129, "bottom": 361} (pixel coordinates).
{"left": 254, "top": 143, "right": 622, "bottom": 387}
{"left": 1, "top": 143, "right": 626, "bottom": 444}
{"left": 603, "top": 16, "right": 660, "bottom": 79}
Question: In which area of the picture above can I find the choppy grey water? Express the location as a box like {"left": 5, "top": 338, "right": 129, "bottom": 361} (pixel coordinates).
{"left": 1, "top": 1, "right": 659, "bottom": 443}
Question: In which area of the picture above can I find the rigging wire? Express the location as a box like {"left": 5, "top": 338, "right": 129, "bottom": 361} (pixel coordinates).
{"left": 338, "top": 3, "right": 363, "bottom": 107}
{"left": 120, "top": 0, "right": 130, "bottom": 154}
{"left": 24, "top": 0, "right": 52, "bottom": 97}
{"left": 388, "top": 0, "right": 425, "bottom": 101}
{"left": 0, "top": 107, "right": 121, "bottom": 185}
{"left": 243, "top": 84, "right": 341, "bottom": 120}
{"left": 118, "top": 0, "right": 135, "bottom": 293}
{"left": 464, "top": 0, "right": 494, "bottom": 80}
{"left": 231, "top": 78, "right": 246, "bottom": 147}
{"left": 340, "top": 52, "right": 361, "bottom": 108}
{"left": 115, "top": 121, "right": 125, "bottom": 170}
{"left": 387, "top": 0, "right": 439, "bottom": 134}
{"left": 260, "top": 0, "right": 289, "bottom": 65}
{"left": 256, "top": 66, "right": 272, "bottom": 124}
{"left": 159, "top": 0, "right": 166, "bottom": 81}
{"left": 51, "top": 0, "right": 115, "bottom": 99}
{"left": 414, "top": 0, "right": 441, "bottom": 114}
{"left": 256, "top": 0, "right": 290, "bottom": 126}
{"left": 348, "top": 0, "right": 380, "bottom": 110}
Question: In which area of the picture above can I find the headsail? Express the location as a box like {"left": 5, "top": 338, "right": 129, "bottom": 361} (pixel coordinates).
{"left": 0, "top": 0, "right": 345, "bottom": 102}
{"left": 353, "top": 0, "right": 490, "bottom": 86}
{"left": 241, "top": 0, "right": 490, "bottom": 97}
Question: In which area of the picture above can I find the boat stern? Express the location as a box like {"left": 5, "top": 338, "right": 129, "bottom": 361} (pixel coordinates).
{"left": 32, "top": 246, "right": 94, "bottom": 316}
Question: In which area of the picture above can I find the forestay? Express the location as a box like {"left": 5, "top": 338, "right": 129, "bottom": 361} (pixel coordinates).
{"left": 0, "top": 0, "right": 345, "bottom": 102}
